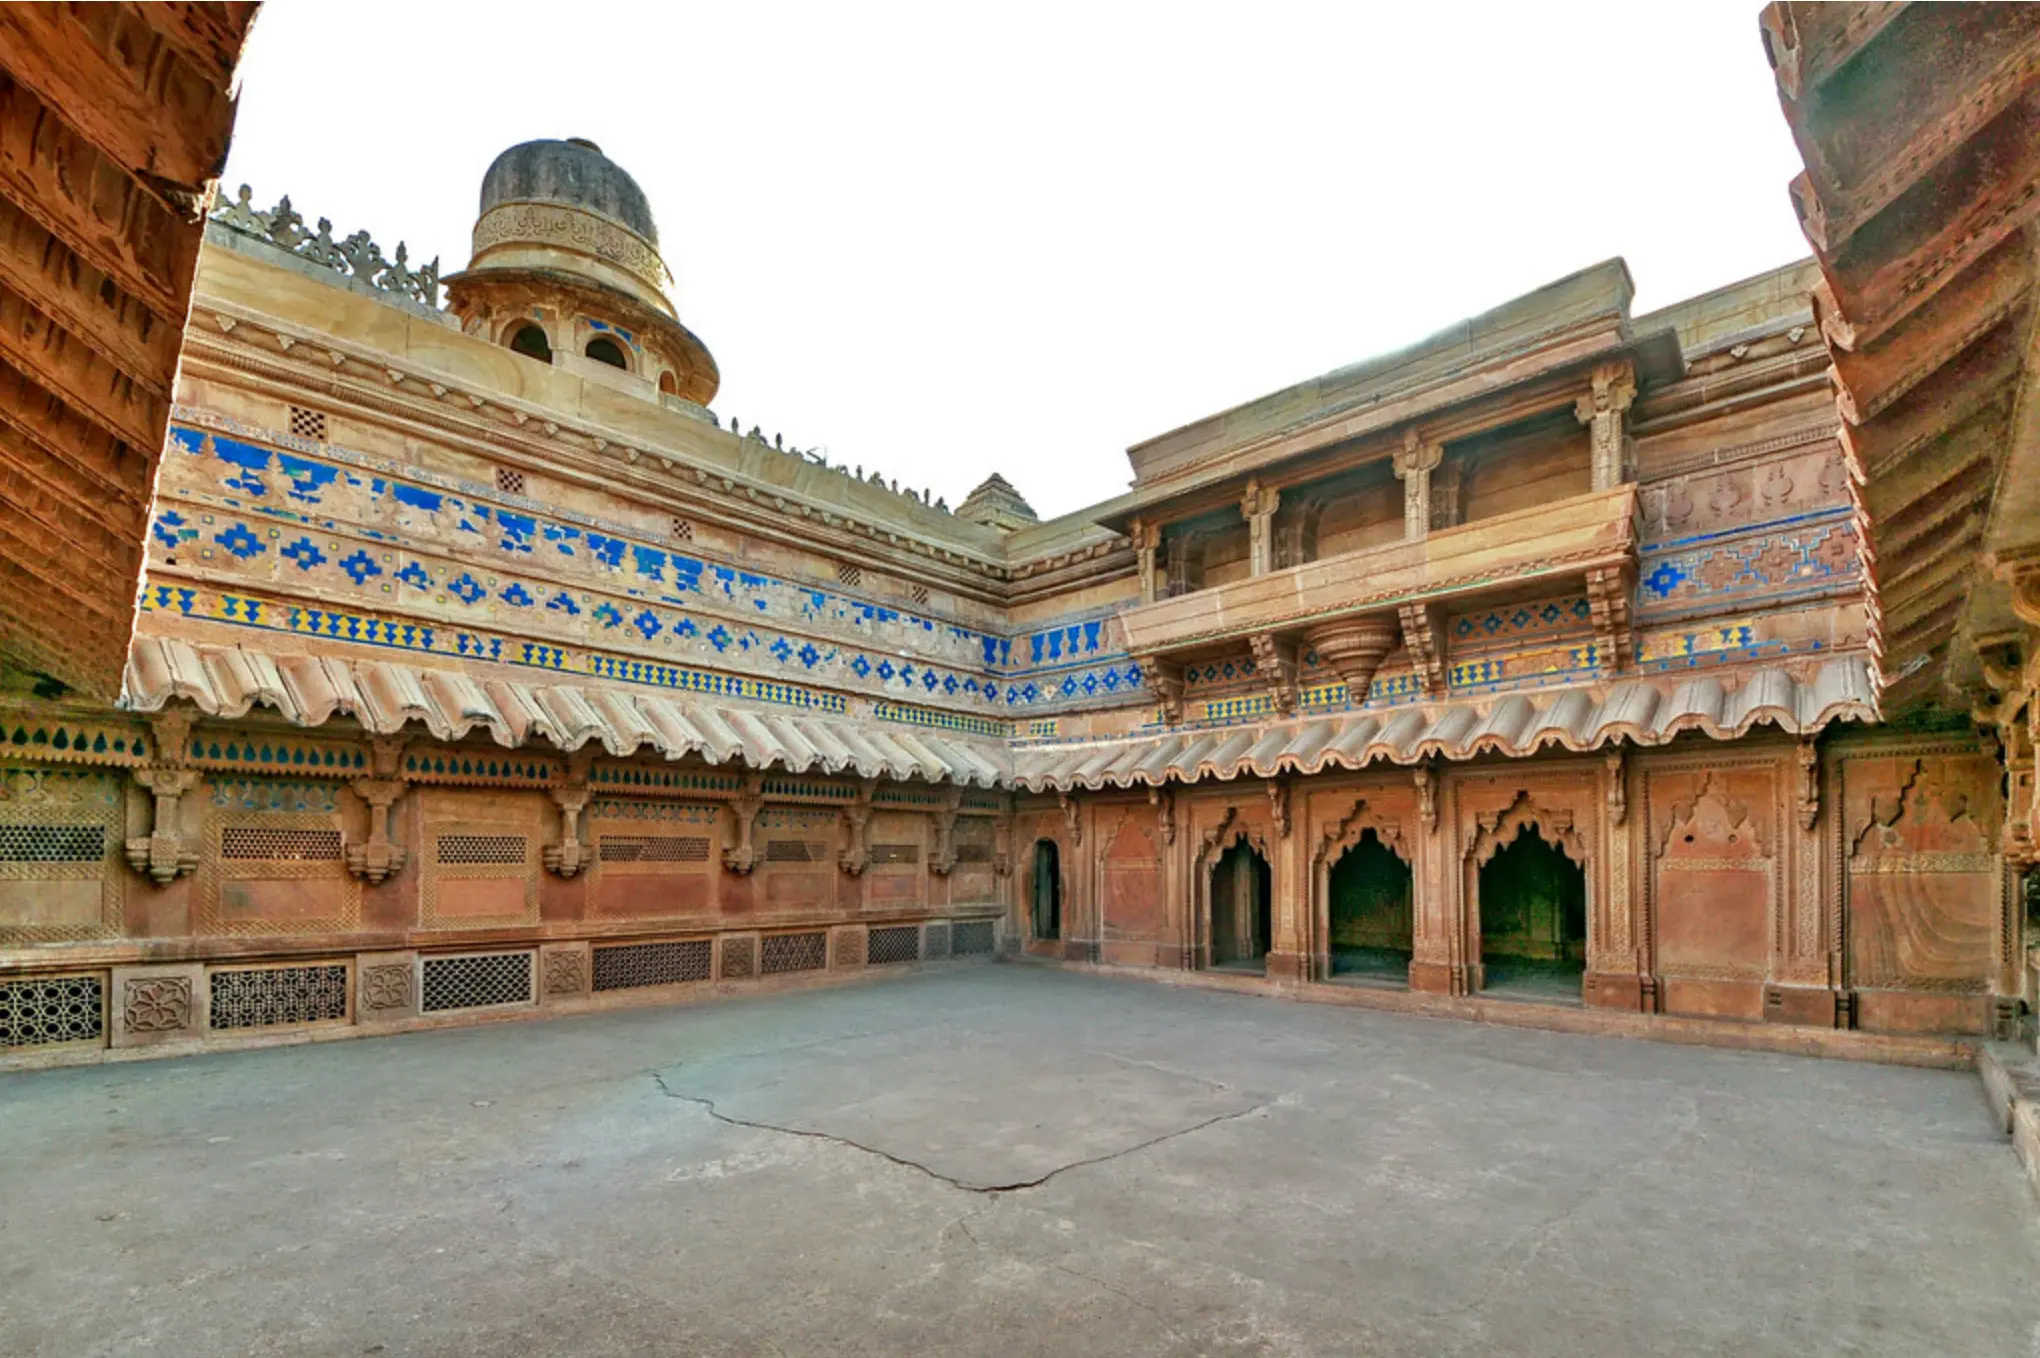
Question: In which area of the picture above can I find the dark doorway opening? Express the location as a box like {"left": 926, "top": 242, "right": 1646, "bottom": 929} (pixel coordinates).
{"left": 1478, "top": 824, "right": 1586, "bottom": 1000}
{"left": 585, "top": 336, "right": 628, "bottom": 369}
{"left": 508, "top": 323, "right": 552, "bottom": 364}
{"left": 1209, "top": 841, "right": 1272, "bottom": 970}
{"left": 1031, "top": 839, "right": 1061, "bottom": 941}
{"left": 1328, "top": 828, "right": 1412, "bottom": 982}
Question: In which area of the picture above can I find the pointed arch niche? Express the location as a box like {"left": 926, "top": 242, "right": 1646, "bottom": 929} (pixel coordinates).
{"left": 1313, "top": 799, "right": 1413, "bottom": 983}
{"left": 1465, "top": 791, "right": 1589, "bottom": 998}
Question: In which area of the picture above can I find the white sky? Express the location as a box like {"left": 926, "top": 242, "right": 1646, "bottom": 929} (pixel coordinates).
{"left": 223, "top": 1, "right": 1810, "bottom": 521}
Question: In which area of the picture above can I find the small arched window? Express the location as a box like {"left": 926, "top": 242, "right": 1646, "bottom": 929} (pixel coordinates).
{"left": 508, "top": 323, "right": 552, "bottom": 364}
{"left": 585, "top": 336, "right": 628, "bottom": 370}
{"left": 658, "top": 370, "right": 678, "bottom": 397}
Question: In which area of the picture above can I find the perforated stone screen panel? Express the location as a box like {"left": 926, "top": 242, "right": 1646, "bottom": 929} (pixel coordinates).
{"left": 420, "top": 952, "right": 534, "bottom": 1012}
{"left": 765, "top": 839, "right": 827, "bottom": 864}
{"left": 0, "top": 824, "right": 106, "bottom": 862}
{"left": 866, "top": 924, "right": 920, "bottom": 965}
{"left": 591, "top": 939, "right": 713, "bottom": 991}
{"left": 759, "top": 931, "right": 827, "bottom": 975}
{"left": 598, "top": 836, "right": 711, "bottom": 863}
{"left": 0, "top": 974, "right": 105, "bottom": 1048}
{"left": 924, "top": 922, "right": 952, "bottom": 959}
{"left": 219, "top": 827, "right": 344, "bottom": 861}
{"left": 208, "top": 964, "right": 349, "bottom": 1030}
{"left": 951, "top": 920, "right": 996, "bottom": 956}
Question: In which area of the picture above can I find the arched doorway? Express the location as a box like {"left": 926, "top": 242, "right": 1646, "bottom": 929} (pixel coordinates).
{"left": 508, "top": 322, "right": 552, "bottom": 364}
{"left": 1209, "top": 840, "right": 1272, "bottom": 970}
{"left": 1031, "top": 839, "right": 1061, "bottom": 941}
{"left": 1478, "top": 823, "right": 1586, "bottom": 999}
{"left": 1328, "top": 828, "right": 1412, "bottom": 980}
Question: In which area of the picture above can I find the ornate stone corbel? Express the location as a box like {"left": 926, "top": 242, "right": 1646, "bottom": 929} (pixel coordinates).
{"left": 838, "top": 777, "right": 876, "bottom": 876}
{"left": 1575, "top": 360, "right": 1637, "bottom": 490}
{"left": 1266, "top": 779, "right": 1291, "bottom": 839}
{"left": 1393, "top": 430, "right": 1444, "bottom": 540}
{"left": 1249, "top": 631, "right": 1300, "bottom": 714}
{"left": 723, "top": 773, "right": 766, "bottom": 875}
{"left": 1605, "top": 749, "right": 1627, "bottom": 827}
{"left": 1795, "top": 736, "right": 1820, "bottom": 832}
{"left": 543, "top": 789, "right": 592, "bottom": 878}
{"left": 1414, "top": 763, "right": 1437, "bottom": 833}
{"left": 1149, "top": 785, "right": 1176, "bottom": 845}
{"left": 345, "top": 736, "right": 410, "bottom": 884}
{"left": 1241, "top": 479, "right": 1282, "bottom": 576}
{"left": 1308, "top": 615, "right": 1400, "bottom": 703}
{"left": 1059, "top": 790, "right": 1082, "bottom": 848}
{"left": 1396, "top": 603, "right": 1447, "bottom": 698}
{"left": 930, "top": 785, "right": 963, "bottom": 876}
{"left": 1140, "top": 654, "right": 1185, "bottom": 725}
{"left": 1584, "top": 563, "right": 1634, "bottom": 672}
{"left": 124, "top": 709, "right": 201, "bottom": 885}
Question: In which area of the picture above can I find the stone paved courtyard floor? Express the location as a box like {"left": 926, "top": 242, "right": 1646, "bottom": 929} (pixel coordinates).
{"left": 2, "top": 965, "right": 2035, "bottom": 1357}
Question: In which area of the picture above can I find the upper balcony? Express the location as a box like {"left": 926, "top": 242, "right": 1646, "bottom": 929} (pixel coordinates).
{"left": 1121, "top": 483, "right": 1639, "bottom": 715}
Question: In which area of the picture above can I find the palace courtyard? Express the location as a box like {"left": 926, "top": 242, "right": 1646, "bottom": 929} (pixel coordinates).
{"left": 0, "top": 965, "right": 2032, "bottom": 1357}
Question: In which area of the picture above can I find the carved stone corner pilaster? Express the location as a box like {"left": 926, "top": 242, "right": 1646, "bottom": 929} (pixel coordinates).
{"left": 1414, "top": 763, "right": 1437, "bottom": 833}
{"left": 1266, "top": 778, "right": 1291, "bottom": 839}
{"left": 838, "top": 777, "right": 877, "bottom": 876}
{"left": 1059, "top": 791, "right": 1082, "bottom": 848}
{"left": 1585, "top": 563, "right": 1635, "bottom": 673}
{"left": 1575, "top": 359, "right": 1637, "bottom": 490}
{"left": 1130, "top": 518, "right": 1163, "bottom": 603}
{"left": 346, "top": 776, "right": 410, "bottom": 884}
{"left": 1249, "top": 630, "right": 1299, "bottom": 715}
{"left": 723, "top": 773, "right": 765, "bottom": 875}
{"left": 543, "top": 787, "right": 593, "bottom": 878}
{"left": 1794, "top": 736, "right": 1821, "bottom": 832}
{"left": 1605, "top": 749, "right": 1627, "bottom": 827}
{"left": 1393, "top": 430, "right": 1443, "bottom": 540}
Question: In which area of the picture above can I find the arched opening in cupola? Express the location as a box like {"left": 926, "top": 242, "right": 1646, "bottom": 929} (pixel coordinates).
{"left": 658, "top": 370, "right": 678, "bottom": 397}
{"left": 585, "top": 336, "right": 628, "bottom": 370}
{"left": 1328, "top": 828, "right": 1412, "bottom": 980}
{"left": 508, "top": 323, "right": 552, "bottom": 364}
{"left": 1209, "top": 840, "right": 1272, "bottom": 970}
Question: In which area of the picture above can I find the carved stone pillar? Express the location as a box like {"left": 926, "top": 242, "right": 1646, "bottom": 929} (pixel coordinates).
{"left": 1275, "top": 497, "right": 1322, "bottom": 570}
{"left": 1130, "top": 518, "right": 1162, "bottom": 604}
{"left": 124, "top": 708, "right": 201, "bottom": 886}
{"left": 1407, "top": 763, "right": 1464, "bottom": 994}
{"left": 1393, "top": 430, "right": 1443, "bottom": 541}
{"left": 1430, "top": 460, "right": 1464, "bottom": 532}
{"left": 1584, "top": 748, "right": 1649, "bottom": 1012}
{"left": 723, "top": 773, "right": 765, "bottom": 875}
{"left": 1575, "top": 360, "right": 1637, "bottom": 491}
{"left": 1241, "top": 479, "right": 1281, "bottom": 576}
{"left": 839, "top": 777, "right": 877, "bottom": 875}
{"left": 1267, "top": 779, "right": 1309, "bottom": 984}
{"left": 346, "top": 737, "right": 410, "bottom": 885}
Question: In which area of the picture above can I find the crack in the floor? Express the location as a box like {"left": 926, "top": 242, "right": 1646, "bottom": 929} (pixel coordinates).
{"left": 649, "top": 1069, "right": 1270, "bottom": 1194}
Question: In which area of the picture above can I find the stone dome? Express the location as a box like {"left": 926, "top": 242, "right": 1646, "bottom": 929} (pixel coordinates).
{"left": 479, "top": 138, "right": 658, "bottom": 245}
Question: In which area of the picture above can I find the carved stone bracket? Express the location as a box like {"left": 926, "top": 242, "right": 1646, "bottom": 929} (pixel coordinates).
{"left": 1605, "top": 749, "right": 1627, "bottom": 827}
{"left": 124, "top": 709, "right": 201, "bottom": 885}
{"left": 1414, "top": 763, "right": 1437, "bottom": 833}
{"left": 1266, "top": 779, "right": 1291, "bottom": 839}
{"left": 723, "top": 773, "right": 766, "bottom": 875}
{"left": 1575, "top": 360, "right": 1636, "bottom": 491}
{"left": 1396, "top": 603, "right": 1447, "bottom": 698}
{"left": 930, "top": 786, "right": 963, "bottom": 876}
{"left": 1585, "top": 563, "right": 1635, "bottom": 672}
{"left": 1059, "top": 791, "right": 1082, "bottom": 848}
{"left": 1249, "top": 630, "right": 1300, "bottom": 715}
{"left": 1149, "top": 785, "right": 1177, "bottom": 846}
{"left": 1139, "top": 654, "right": 1185, "bottom": 725}
{"left": 345, "top": 736, "right": 410, "bottom": 884}
{"left": 1393, "top": 430, "right": 1444, "bottom": 540}
{"left": 1795, "top": 737, "right": 1821, "bottom": 832}
{"left": 1308, "top": 615, "right": 1400, "bottom": 703}
{"left": 543, "top": 788, "right": 593, "bottom": 878}
{"left": 839, "top": 777, "right": 877, "bottom": 876}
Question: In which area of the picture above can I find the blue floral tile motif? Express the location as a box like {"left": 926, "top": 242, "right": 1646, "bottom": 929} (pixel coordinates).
{"left": 215, "top": 523, "right": 264, "bottom": 560}
{"left": 1103, "top": 670, "right": 1121, "bottom": 691}
{"left": 447, "top": 573, "right": 485, "bottom": 605}
{"left": 876, "top": 660, "right": 896, "bottom": 681}
{"left": 546, "top": 592, "right": 580, "bottom": 617}
{"left": 501, "top": 582, "right": 534, "bottom": 607}
{"left": 707, "top": 625, "right": 731, "bottom": 652}
{"left": 851, "top": 655, "right": 872, "bottom": 678}
{"left": 922, "top": 670, "right": 939, "bottom": 691}
{"left": 339, "top": 550, "right": 381, "bottom": 584}
{"left": 770, "top": 637, "right": 792, "bottom": 662}
{"left": 633, "top": 609, "right": 661, "bottom": 639}
{"left": 1643, "top": 562, "right": 1688, "bottom": 598}
{"left": 281, "top": 537, "right": 327, "bottom": 572}
{"left": 1060, "top": 677, "right": 1078, "bottom": 697}
{"left": 395, "top": 562, "right": 432, "bottom": 590}
{"left": 593, "top": 602, "right": 623, "bottom": 629}
{"left": 797, "top": 642, "right": 821, "bottom": 668}
{"left": 152, "top": 510, "right": 187, "bottom": 549}
{"left": 943, "top": 674, "right": 959, "bottom": 694}
{"left": 674, "top": 618, "right": 698, "bottom": 638}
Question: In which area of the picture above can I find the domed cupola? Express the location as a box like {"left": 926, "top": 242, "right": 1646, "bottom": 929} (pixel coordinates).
{"left": 444, "top": 137, "right": 719, "bottom": 406}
